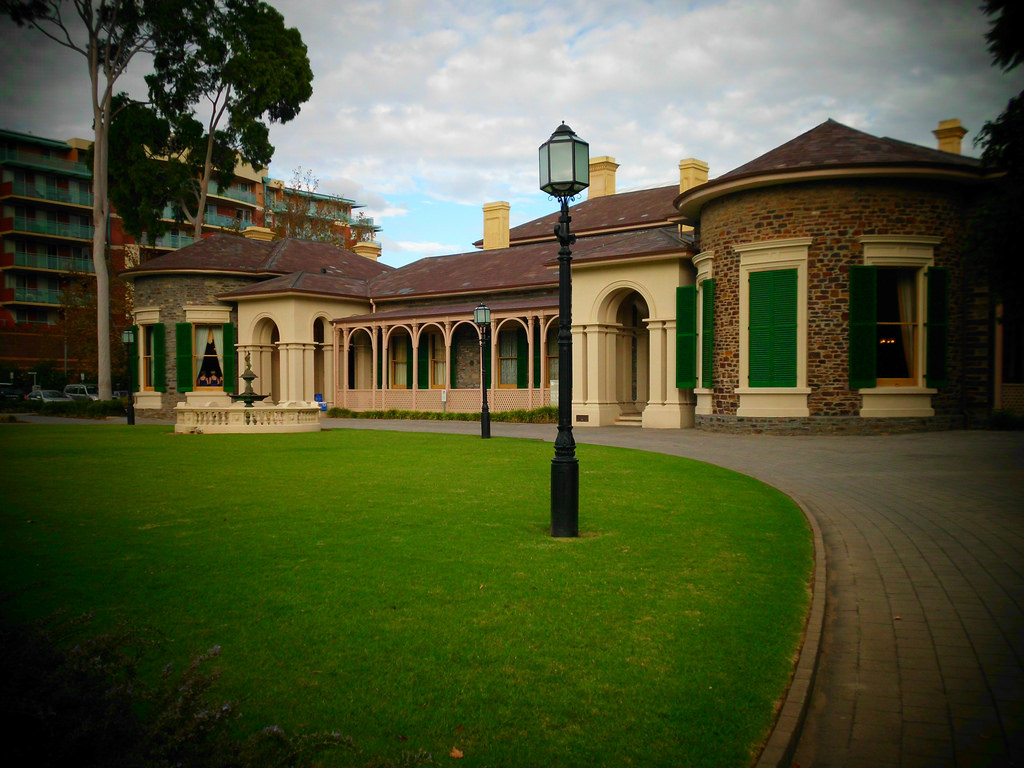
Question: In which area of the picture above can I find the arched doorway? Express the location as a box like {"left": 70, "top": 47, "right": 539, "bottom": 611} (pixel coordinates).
{"left": 313, "top": 317, "right": 327, "bottom": 399}
{"left": 253, "top": 317, "right": 281, "bottom": 403}
{"left": 614, "top": 291, "right": 650, "bottom": 420}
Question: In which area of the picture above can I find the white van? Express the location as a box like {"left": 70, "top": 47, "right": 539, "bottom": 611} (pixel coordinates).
{"left": 63, "top": 384, "right": 100, "bottom": 401}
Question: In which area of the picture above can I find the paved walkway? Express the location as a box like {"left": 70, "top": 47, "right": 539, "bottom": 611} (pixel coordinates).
{"left": 325, "top": 419, "right": 1024, "bottom": 767}
{"left": 13, "top": 415, "right": 1024, "bottom": 765}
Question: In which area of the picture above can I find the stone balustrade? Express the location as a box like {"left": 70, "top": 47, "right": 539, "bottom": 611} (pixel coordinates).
{"left": 175, "top": 400, "right": 321, "bottom": 433}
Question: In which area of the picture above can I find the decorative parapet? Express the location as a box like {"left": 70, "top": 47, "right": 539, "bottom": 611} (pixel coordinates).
{"left": 174, "top": 400, "right": 321, "bottom": 433}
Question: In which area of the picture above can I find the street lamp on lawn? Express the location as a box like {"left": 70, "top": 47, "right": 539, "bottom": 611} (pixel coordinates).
{"left": 539, "top": 122, "right": 589, "bottom": 538}
{"left": 121, "top": 328, "right": 135, "bottom": 426}
{"left": 474, "top": 302, "right": 491, "bottom": 439}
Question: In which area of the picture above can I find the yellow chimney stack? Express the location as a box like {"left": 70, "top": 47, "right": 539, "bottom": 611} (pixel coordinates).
{"left": 482, "top": 201, "right": 510, "bottom": 250}
{"left": 587, "top": 156, "right": 620, "bottom": 199}
{"left": 933, "top": 119, "right": 967, "bottom": 155}
{"left": 352, "top": 241, "right": 381, "bottom": 261}
{"left": 679, "top": 158, "right": 709, "bottom": 193}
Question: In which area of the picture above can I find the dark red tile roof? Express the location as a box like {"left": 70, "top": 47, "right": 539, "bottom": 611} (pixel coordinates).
{"left": 370, "top": 226, "right": 691, "bottom": 302}
{"left": 122, "top": 234, "right": 393, "bottom": 281}
{"left": 719, "top": 119, "right": 982, "bottom": 180}
{"left": 505, "top": 184, "right": 681, "bottom": 244}
{"left": 222, "top": 270, "right": 376, "bottom": 300}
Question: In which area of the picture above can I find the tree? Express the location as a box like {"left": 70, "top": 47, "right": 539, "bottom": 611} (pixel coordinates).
{"left": 144, "top": 0, "right": 313, "bottom": 241}
{"left": 269, "top": 167, "right": 377, "bottom": 248}
{"left": 2, "top": 0, "right": 178, "bottom": 399}
{"left": 968, "top": 0, "right": 1024, "bottom": 310}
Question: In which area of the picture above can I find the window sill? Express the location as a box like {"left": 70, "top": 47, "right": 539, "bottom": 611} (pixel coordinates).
{"left": 859, "top": 387, "right": 936, "bottom": 418}
{"left": 735, "top": 388, "right": 810, "bottom": 417}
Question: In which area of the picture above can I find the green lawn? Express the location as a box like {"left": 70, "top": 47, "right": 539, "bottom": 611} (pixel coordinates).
{"left": 0, "top": 425, "right": 812, "bottom": 768}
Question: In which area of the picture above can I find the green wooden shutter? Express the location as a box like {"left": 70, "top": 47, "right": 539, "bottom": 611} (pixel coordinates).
{"left": 222, "top": 323, "right": 236, "bottom": 394}
{"left": 152, "top": 323, "right": 166, "bottom": 393}
{"left": 676, "top": 285, "right": 697, "bottom": 388}
{"left": 701, "top": 279, "right": 714, "bottom": 389}
{"left": 516, "top": 327, "right": 529, "bottom": 388}
{"left": 749, "top": 269, "right": 797, "bottom": 387}
{"left": 925, "top": 267, "right": 949, "bottom": 388}
{"left": 773, "top": 270, "right": 798, "bottom": 387}
{"left": 417, "top": 336, "right": 430, "bottom": 389}
{"left": 849, "top": 265, "right": 877, "bottom": 389}
{"left": 128, "top": 324, "right": 140, "bottom": 393}
{"left": 175, "top": 323, "right": 193, "bottom": 392}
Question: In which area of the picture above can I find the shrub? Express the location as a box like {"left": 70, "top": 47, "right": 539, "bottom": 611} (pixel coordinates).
{"left": 0, "top": 608, "right": 352, "bottom": 768}
{"left": 324, "top": 406, "right": 557, "bottom": 424}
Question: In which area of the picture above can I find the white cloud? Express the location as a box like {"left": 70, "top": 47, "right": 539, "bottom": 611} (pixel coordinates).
{"left": 3, "top": 0, "right": 1020, "bottom": 259}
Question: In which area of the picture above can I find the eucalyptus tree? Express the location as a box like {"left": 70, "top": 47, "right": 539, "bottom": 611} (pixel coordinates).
{"left": 2, "top": 0, "right": 179, "bottom": 399}
{"left": 145, "top": 0, "right": 314, "bottom": 240}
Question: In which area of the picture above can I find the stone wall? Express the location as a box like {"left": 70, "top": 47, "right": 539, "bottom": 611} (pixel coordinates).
{"left": 132, "top": 273, "right": 255, "bottom": 418}
{"left": 698, "top": 178, "right": 989, "bottom": 423}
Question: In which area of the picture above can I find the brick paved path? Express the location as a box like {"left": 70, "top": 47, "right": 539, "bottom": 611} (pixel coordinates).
{"left": 329, "top": 421, "right": 1024, "bottom": 767}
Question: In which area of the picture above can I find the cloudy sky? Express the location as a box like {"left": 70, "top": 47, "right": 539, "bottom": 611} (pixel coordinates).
{"left": 2, "top": 0, "right": 1021, "bottom": 267}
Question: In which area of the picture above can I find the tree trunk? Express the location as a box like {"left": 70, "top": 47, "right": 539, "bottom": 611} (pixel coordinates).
{"left": 91, "top": 73, "right": 113, "bottom": 400}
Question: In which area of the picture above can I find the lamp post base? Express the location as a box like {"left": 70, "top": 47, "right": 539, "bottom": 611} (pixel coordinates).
{"left": 550, "top": 455, "right": 579, "bottom": 537}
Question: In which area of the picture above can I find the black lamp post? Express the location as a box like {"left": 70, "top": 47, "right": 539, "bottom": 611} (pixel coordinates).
{"left": 121, "top": 328, "right": 136, "bottom": 426}
{"left": 474, "top": 303, "right": 492, "bottom": 439}
{"left": 539, "top": 122, "right": 589, "bottom": 538}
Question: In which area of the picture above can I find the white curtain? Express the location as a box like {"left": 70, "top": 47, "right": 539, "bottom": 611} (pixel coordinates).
{"left": 897, "top": 272, "right": 916, "bottom": 375}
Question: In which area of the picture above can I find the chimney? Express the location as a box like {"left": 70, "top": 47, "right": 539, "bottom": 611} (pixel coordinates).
{"left": 587, "top": 156, "right": 619, "bottom": 199}
{"left": 482, "top": 201, "right": 510, "bottom": 250}
{"left": 242, "top": 225, "right": 275, "bottom": 241}
{"left": 679, "top": 158, "right": 709, "bottom": 193}
{"left": 933, "top": 119, "right": 967, "bottom": 155}
{"left": 352, "top": 241, "right": 381, "bottom": 261}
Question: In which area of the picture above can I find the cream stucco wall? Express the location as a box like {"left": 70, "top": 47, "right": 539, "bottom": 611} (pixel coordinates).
{"left": 572, "top": 252, "right": 695, "bottom": 428}
{"left": 235, "top": 293, "right": 372, "bottom": 406}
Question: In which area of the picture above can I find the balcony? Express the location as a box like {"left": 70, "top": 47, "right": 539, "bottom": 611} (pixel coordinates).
{"left": 0, "top": 146, "right": 91, "bottom": 178}
{"left": 8, "top": 215, "right": 94, "bottom": 241}
{"left": 5, "top": 250, "right": 95, "bottom": 273}
{"left": 141, "top": 231, "right": 195, "bottom": 249}
{"left": 208, "top": 182, "right": 257, "bottom": 205}
{"left": 10, "top": 287, "right": 63, "bottom": 305}
{"left": 204, "top": 211, "right": 251, "bottom": 228}
{"left": 1, "top": 179, "right": 93, "bottom": 207}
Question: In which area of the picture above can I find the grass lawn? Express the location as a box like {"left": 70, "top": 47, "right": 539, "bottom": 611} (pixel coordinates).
{"left": 0, "top": 425, "right": 812, "bottom": 768}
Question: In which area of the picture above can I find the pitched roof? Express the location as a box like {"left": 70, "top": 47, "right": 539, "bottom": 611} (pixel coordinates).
{"left": 719, "top": 119, "right": 982, "bottom": 180}
{"left": 676, "top": 118, "right": 989, "bottom": 220}
{"left": 369, "top": 225, "right": 691, "bottom": 302}
{"left": 505, "top": 184, "right": 681, "bottom": 244}
{"left": 122, "top": 234, "right": 393, "bottom": 281}
{"left": 222, "top": 270, "right": 377, "bottom": 300}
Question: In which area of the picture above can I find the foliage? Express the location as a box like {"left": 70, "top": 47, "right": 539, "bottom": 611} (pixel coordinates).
{"left": 1, "top": 0, "right": 183, "bottom": 399}
{"left": 270, "top": 167, "right": 376, "bottom": 249}
{"left": 987, "top": 409, "right": 1024, "bottom": 430}
{"left": 133, "top": 0, "right": 314, "bottom": 240}
{"left": 58, "top": 261, "right": 133, "bottom": 385}
{"left": 0, "top": 426, "right": 812, "bottom": 768}
{"left": 324, "top": 406, "right": 558, "bottom": 423}
{"left": 968, "top": 1, "right": 1024, "bottom": 310}
{"left": 0, "top": 607, "right": 352, "bottom": 768}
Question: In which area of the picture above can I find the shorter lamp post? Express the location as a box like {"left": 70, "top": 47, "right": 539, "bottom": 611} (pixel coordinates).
{"left": 474, "top": 302, "right": 491, "bottom": 439}
{"left": 539, "top": 122, "right": 589, "bottom": 538}
{"left": 121, "top": 328, "right": 135, "bottom": 426}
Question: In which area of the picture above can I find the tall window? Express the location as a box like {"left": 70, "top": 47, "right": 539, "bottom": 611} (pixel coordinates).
{"left": 391, "top": 337, "right": 408, "bottom": 388}
{"left": 429, "top": 333, "right": 446, "bottom": 387}
{"left": 546, "top": 325, "right": 558, "bottom": 385}
{"left": 143, "top": 325, "right": 156, "bottom": 389}
{"left": 194, "top": 325, "right": 225, "bottom": 388}
{"left": 499, "top": 329, "right": 518, "bottom": 387}
{"left": 850, "top": 262, "right": 947, "bottom": 389}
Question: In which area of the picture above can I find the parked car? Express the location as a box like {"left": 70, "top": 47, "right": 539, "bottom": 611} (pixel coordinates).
{"left": 112, "top": 390, "right": 130, "bottom": 399}
{"left": 0, "top": 383, "right": 28, "bottom": 401}
{"left": 63, "top": 384, "right": 99, "bottom": 401}
{"left": 26, "top": 389, "right": 73, "bottom": 403}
